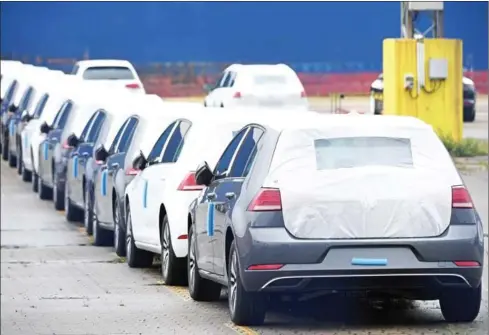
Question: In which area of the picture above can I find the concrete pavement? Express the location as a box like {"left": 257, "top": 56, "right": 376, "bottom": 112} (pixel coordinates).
{"left": 1, "top": 161, "right": 488, "bottom": 335}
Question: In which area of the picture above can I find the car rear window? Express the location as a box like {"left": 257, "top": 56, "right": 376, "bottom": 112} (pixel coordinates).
{"left": 82, "top": 66, "right": 135, "bottom": 80}
{"left": 314, "top": 137, "right": 413, "bottom": 170}
{"left": 253, "top": 75, "right": 288, "bottom": 85}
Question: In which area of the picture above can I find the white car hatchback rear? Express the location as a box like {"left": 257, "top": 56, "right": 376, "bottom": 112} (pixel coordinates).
{"left": 204, "top": 64, "right": 308, "bottom": 109}
{"left": 71, "top": 59, "right": 145, "bottom": 94}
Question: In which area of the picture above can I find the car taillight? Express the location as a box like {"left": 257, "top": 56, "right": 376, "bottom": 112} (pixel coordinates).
{"left": 126, "top": 167, "right": 140, "bottom": 176}
{"left": 126, "top": 83, "right": 140, "bottom": 89}
{"left": 247, "top": 188, "right": 282, "bottom": 212}
{"left": 300, "top": 91, "right": 306, "bottom": 98}
{"left": 177, "top": 172, "right": 204, "bottom": 191}
{"left": 62, "top": 140, "right": 72, "bottom": 149}
{"left": 451, "top": 185, "right": 473, "bottom": 208}
{"left": 233, "top": 92, "right": 242, "bottom": 98}
{"left": 454, "top": 261, "right": 480, "bottom": 267}
{"left": 95, "top": 160, "right": 104, "bottom": 165}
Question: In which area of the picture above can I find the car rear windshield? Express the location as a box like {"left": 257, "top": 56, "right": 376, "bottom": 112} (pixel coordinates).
{"left": 253, "top": 75, "right": 288, "bottom": 85}
{"left": 82, "top": 66, "right": 135, "bottom": 80}
{"left": 314, "top": 136, "right": 413, "bottom": 170}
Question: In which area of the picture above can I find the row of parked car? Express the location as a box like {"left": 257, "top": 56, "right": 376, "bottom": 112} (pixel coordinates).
{"left": 0, "top": 60, "right": 484, "bottom": 326}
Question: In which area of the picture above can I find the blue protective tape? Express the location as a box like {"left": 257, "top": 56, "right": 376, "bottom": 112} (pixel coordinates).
{"left": 206, "top": 202, "right": 215, "bottom": 237}
{"left": 43, "top": 142, "right": 49, "bottom": 161}
{"left": 9, "top": 120, "right": 15, "bottom": 134}
{"left": 101, "top": 170, "right": 108, "bottom": 196}
{"left": 351, "top": 258, "right": 388, "bottom": 266}
{"left": 143, "top": 180, "right": 148, "bottom": 208}
{"left": 73, "top": 156, "right": 79, "bottom": 178}
{"left": 23, "top": 134, "right": 28, "bottom": 150}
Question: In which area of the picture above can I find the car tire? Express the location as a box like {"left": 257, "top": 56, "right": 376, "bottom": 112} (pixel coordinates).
{"left": 228, "top": 240, "right": 267, "bottom": 326}
{"left": 8, "top": 149, "right": 16, "bottom": 168}
{"left": 21, "top": 161, "right": 32, "bottom": 182}
{"left": 65, "top": 182, "right": 82, "bottom": 222}
{"left": 113, "top": 199, "right": 126, "bottom": 257}
{"left": 38, "top": 175, "right": 52, "bottom": 200}
{"left": 2, "top": 137, "right": 8, "bottom": 161}
{"left": 53, "top": 175, "right": 65, "bottom": 211}
{"left": 92, "top": 210, "right": 113, "bottom": 247}
{"left": 126, "top": 205, "right": 153, "bottom": 268}
{"left": 220, "top": 103, "right": 224, "bottom": 108}
{"left": 160, "top": 214, "right": 187, "bottom": 286}
{"left": 440, "top": 285, "right": 481, "bottom": 323}
{"left": 187, "top": 223, "right": 221, "bottom": 302}
{"left": 32, "top": 171, "right": 39, "bottom": 193}
{"left": 463, "top": 107, "right": 476, "bottom": 123}
{"left": 16, "top": 144, "right": 22, "bottom": 175}
{"left": 84, "top": 186, "right": 94, "bottom": 235}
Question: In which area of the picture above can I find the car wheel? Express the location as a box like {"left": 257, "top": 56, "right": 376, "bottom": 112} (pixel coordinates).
{"left": 228, "top": 240, "right": 267, "bottom": 326}
{"left": 92, "top": 208, "right": 112, "bottom": 247}
{"left": 21, "top": 160, "right": 32, "bottom": 182}
{"left": 187, "top": 223, "right": 221, "bottom": 301}
{"left": 113, "top": 200, "right": 126, "bottom": 257}
{"left": 65, "top": 182, "right": 82, "bottom": 222}
{"left": 126, "top": 205, "right": 153, "bottom": 268}
{"left": 160, "top": 215, "right": 187, "bottom": 285}
{"left": 32, "top": 171, "right": 39, "bottom": 193}
{"left": 2, "top": 137, "right": 8, "bottom": 161}
{"left": 440, "top": 285, "right": 481, "bottom": 322}
{"left": 53, "top": 174, "right": 65, "bottom": 211}
{"left": 463, "top": 107, "right": 476, "bottom": 123}
{"left": 220, "top": 103, "right": 224, "bottom": 108}
{"left": 16, "top": 144, "right": 22, "bottom": 175}
{"left": 38, "top": 174, "right": 52, "bottom": 200}
{"left": 8, "top": 148, "right": 16, "bottom": 168}
{"left": 84, "top": 186, "right": 94, "bottom": 235}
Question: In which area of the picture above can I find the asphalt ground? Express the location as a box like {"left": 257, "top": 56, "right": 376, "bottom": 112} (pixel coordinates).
{"left": 1, "top": 158, "right": 488, "bottom": 335}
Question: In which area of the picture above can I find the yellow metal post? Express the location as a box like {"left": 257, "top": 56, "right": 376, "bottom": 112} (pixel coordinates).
{"left": 383, "top": 38, "right": 463, "bottom": 141}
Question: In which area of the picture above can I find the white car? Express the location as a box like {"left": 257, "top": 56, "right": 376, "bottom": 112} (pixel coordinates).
{"left": 0, "top": 60, "right": 24, "bottom": 86}
{"left": 203, "top": 64, "right": 308, "bottom": 109}
{"left": 71, "top": 59, "right": 145, "bottom": 94}
{"left": 124, "top": 107, "right": 321, "bottom": 285}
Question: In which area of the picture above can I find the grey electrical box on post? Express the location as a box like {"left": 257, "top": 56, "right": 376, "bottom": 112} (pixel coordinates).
{"left": 428, "top": 58, "right": 449, "bottom": 80}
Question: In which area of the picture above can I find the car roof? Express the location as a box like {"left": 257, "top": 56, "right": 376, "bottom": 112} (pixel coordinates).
{"left": 75, "top": 59, "right": 134, "bottom": 69}
{"left": 224, "top": 63, "right": 295, "bottom": 75}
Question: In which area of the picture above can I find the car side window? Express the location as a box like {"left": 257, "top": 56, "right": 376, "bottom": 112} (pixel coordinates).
{"left": 86, "top": 111, "right": 106, "bottom": 143}
{"left": 227, "top": 72, "right": 237, "bottom": 87}
{"left": 222, "top": 72, "right": 232, "bottom": 87}
{"left": 5, "top": 80, "right": 18, "bottom": 103}
{"left": 115, "top": 117, "right": 139, "bottom": 153}
{"left": 33, "top": 94, "right": 49, "bottom": 119}
{"left": 52, "top": 101, "right": 73, "bottom": 129}
{"left": 108, "top": 119, "right": 129, "bottom": 155}
{"left": 79, "top": 111, "right": 99, "bottom": 142}
{"left": 229, "top": 127, "right": 264, "bottom": 178}
{"left": 71, "top": 65, "right": 79, "bottom": 75}
{"left": 161, "top": 119, "right": 192, "bottom": 163}
{"left": 213, "top": 128, "right": 248, "bottom": 177}
{"left": 213, "top": 72, "right": 226, "bottom": 89}
{"left": 147, "top": 121, "right": 178, "bottom": 163}
{"left": 19, "top": 87, "right": 34, "bottom": 111}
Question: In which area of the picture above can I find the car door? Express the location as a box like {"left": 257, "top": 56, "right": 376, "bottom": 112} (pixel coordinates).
{"left": 144, "top": 119, "right": 192, "bottom": 246}
{"left": 207, "top": 72, "right": 228, "bottom": 107}
{"left": 131, "top": 121, "right": 178, "bottom": 244}
{"left": 98, "top": 117, "right": 139, "bottom": 225}
{"left": 22, "top": 93, "right": 49, "bottom": 158}
{"left": 194, "top": 128, "right": 248, "bottom": 273}
{"left": 212, "top": 126, "right": 264, "bottom": 276}
{"left": 39, "top": 101, "right": 72, "bottom": 185}
{"left": 12, "top": 86, "right": 34, "bottom": 154}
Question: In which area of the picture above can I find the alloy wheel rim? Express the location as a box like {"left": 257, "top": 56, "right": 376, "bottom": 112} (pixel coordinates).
{"left": 229, "top": 250, "right": 238, "bottom": 314}
{"left": 188, "top": 229, "right": 196, "bottom": 292}
{"left": 114, "top": 203, "right": 120, "bottom": 250}
{"left": 53, "top": 181, "right": 57, "bottom": 203}
{"left": 161, "top": 223, "right": 170, "bottom": 278}
{"left": 84, "top": 191, "right": 90, "bottom": 229}
{"left": 64, "top": 183, "right": 69, "bottom": 215}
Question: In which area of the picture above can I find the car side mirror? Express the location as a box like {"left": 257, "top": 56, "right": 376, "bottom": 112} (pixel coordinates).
{"left": 67, "top": 133, "right": 79, "bottom": 148}
{"left": 132, "top": 151, "right": 147, "bottom": 171}
{"left": 195, "top": 161, "right": 214, "bottom": 186}
{"left": 8, "top": 104, "right": 18, "bottom": 113}
{"left": 40, "top": 121, "right": 51, "bottom": 134}
{"left": 21, "top": 110, "right": 30, "bottom": 122}
{"left": 94, "top": 145, "right": 109, "bottom": 162}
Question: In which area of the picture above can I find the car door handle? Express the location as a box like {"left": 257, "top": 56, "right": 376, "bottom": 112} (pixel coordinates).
{"left": 207, "top": 192, "right": 216, "bottom": 200}
{"left": 225, "top": 192, "right": 235, "bottom": 200}
{"left": 111, "top": 163, "right": 119, "bottom": 169}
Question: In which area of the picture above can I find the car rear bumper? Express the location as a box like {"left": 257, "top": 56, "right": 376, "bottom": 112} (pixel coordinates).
{"left": 237, "top": 222, "right": 484, "bottom": 294}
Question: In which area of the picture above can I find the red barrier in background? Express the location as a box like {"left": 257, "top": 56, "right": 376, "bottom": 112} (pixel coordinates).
{"left": 142, "top": 71, "right": 488, "bottom": 97}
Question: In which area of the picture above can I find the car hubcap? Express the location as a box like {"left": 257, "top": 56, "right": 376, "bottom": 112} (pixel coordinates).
{"left": 84, "top": 192, "right": 90, "bottom": 229}
{"left": 114, "top": 205, "right": 120, "bottom": 250}
{"left": 189, "top": 230, "right": 196, "bottom": 292}
{"left": 53, "top": 182, "right": 57, "bottom": 203}
{"left": 162, "top": 223, "right": 170, "bottom": 278}
{"left": 126, "top": 216, "right": 132, "bottom": 260}
{"left": 229, "top": 250, "right": 238, "bottom": 314}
